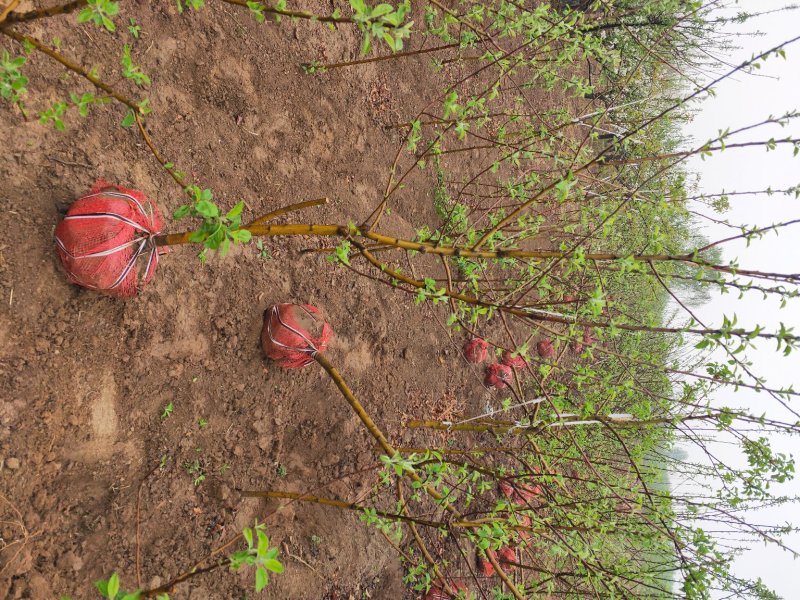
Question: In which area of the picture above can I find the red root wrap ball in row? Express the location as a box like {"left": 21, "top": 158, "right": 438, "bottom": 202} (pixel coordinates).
{"left": 462, "top": 337, "right": 488, "bottom": 363}
{"left": 571, "top": 327, "right": 598, "bottom": 353}
{"left": 478, "top": 547, "right": 517, "bottom": 577}
{"left": 500, "top": 350, "right": 526, "bottom": 369}
{"left": 484, "top": 362, "right": 513, "bottom": 389}
{"left": 499, "top": 477, "right": 542, "bottom": 504}
{"left": 261, "top": 303, "right": 333, "bottom": 368}
{"left": 55, "top": 180, "right": 166, "bottom": 298}
{"left": 536, "top": 338, "right": 555, "bottom": 359}
{"left": 424, "top": 580, "right": 474, "bottom": 600}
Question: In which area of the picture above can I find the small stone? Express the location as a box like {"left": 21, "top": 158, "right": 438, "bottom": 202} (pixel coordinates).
{"left": 322, "top": 453, "right": 340, "bottom": 467}
{"left": 5, "top": 457, "right": 20, "bottom": 470}
{"left": 219, "top": 484, "right": 231, "bottom": 501}
{"left": 27, "top": 574, "right": 51, "bottom": 597}
{"left": 57, "top": 551, "right": 83, "bottom": 572}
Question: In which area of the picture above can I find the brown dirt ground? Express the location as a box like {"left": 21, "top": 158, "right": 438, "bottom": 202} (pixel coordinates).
{"left": 0, "top": 2, "right": 580, "bottom": 599}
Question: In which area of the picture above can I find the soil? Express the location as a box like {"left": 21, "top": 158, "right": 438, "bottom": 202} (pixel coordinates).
{"left": 0, "top": 2, "right": 577, "bottom": 599}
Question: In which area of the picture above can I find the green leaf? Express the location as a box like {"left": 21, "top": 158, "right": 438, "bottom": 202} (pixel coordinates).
{"left": 233, "top": 229, "right": 252, "bottom": 243}
{"left": 94, "top": 580, "right": 109, "bottom": 596}
{"left": 360, "top": 34, "right": 372, "bottom": 56}
{"left": 226, "top": 200, "right": 245, "bottom": 219}
{"left": 121, "top": 110, "right": 136, "bottom": 128}
{"left": 264, "top": 558, "right": 284, "bottom": 573}
{"left": 371, "top": 3, "right": 394, "bottom": 18}
{"left": 195, "top": 200, "right": 219, "bottom": 218}
{"left": 255, "top": 566, "right": 269, "bottom": 592}
{"left": 173, "top": 205, "right": 191, "bottom": 219}
{"left": 334, "top": 240, "right": 352, "bottom": 265}
{"left": 242, "top": 527, "right": 253, "bottom": 548}
{"left": 207, "top": 226, "right": 225, "bottom": 248}
{"left": 256, "top": 529, "right": 269, "bottom": 555}
{"left": 349, "top": 0, "right": 367, "bottom": 15}
{"left": 107, "top": 573, "right": 120, "bottom": 599}
{"left": 188, "top": 230, "right": 207, "bottom": 243}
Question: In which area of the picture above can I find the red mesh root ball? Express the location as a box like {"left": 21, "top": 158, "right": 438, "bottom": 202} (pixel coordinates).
{"left": 262, "top": 303, "right": 333, "bottom": 369}
{"left": 478, "top": 547, "right": 517, "bottom": 577}
{"left": 485, "top": 363, "right": 512, "bottom": 389}
{"left": 500, "top": 350, "right": 526, "bottom": 369}
{"left": 55, "top": 180, "right": 165, "bottom": 298}
{"left": 571, "top": 328, "right": 597, "bottom": 354}
{"left": 463, "top": 337, "right": 488, "bottom": 363}
{"left": 536, "top": 339, "right": 555, "bottom": 359}
{"left": 499, "top": 477, "right": 542, "bottom": 505}
{"left": 424, "top": 581, "right": 473, "bottom": 600}
{"left": 515, "top": 514, "right": 532, "bottom": 542}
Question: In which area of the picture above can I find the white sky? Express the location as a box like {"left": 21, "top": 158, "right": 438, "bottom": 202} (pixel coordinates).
{"left": 680, "top": 1, "right": 800, "bottom": 596}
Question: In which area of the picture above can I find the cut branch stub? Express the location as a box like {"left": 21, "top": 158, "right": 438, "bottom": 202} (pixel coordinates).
{"left": 261, "top": 303, "right": 333, "bottom": 368}
{"left": 54, "top": 180, "right": 165, "bottom": 298}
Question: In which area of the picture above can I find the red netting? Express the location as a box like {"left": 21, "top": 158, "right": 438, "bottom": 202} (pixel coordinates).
{"left": 54, "top": 180, "right": 165, "bottom": 298}
{"left": 500, "top": 350, "right": 526, "bottom": 369}
{"left": 571, "top": 327, "right": 598, "bottom": 354}
{"left": 516, "top": 514, "right": 532, "bottom": 542}
{"left": 484, "top": 362, "right": 512, "bottom": 389}
{"left": 261, "top": 303, "right": 333, "bottom": 369}
{"left": 424, "top": 580, "right": 472, "bottom": 600}
{"left": 499, "top": 477, "right": 542, "bottom": 505}
{"left": 536, "top": 339, "right": 555, "bottom": 359}
{"left": 463, "top": 337, "right": 488, "bottom": 363}
{"left": 477, "top": 547, "right": 517, "bottom": 577}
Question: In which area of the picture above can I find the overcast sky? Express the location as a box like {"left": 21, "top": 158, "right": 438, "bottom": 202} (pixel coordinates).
{"left": 680, "top": 1, "right": 800, "bottom": 596}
